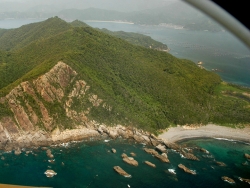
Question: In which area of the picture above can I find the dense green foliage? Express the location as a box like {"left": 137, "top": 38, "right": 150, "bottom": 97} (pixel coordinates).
{"left": 100, "top": 29, "right": 168, "bottom": 50}
{"left": 0, "top": 17, "right": 249, "bottom": 132}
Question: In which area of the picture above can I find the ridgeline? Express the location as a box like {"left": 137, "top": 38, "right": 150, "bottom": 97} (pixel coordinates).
{"left": 0, "top": 17, "right": 249, "bottom": 135}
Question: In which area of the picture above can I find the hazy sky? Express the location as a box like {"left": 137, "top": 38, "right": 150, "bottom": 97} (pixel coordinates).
{"left": 0, "top": 0, "right": 181, "bottom": 12}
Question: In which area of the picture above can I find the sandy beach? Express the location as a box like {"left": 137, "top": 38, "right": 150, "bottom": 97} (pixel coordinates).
{"left": 158, "top": 124, "right": 250, "bottom": 143}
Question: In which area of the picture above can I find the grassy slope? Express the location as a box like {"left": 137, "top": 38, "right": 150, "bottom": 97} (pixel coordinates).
{"left": 0, "top": 18, "right": 249, "bottom": 132}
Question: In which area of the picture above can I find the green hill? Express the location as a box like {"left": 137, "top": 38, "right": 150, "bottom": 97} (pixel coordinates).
{"left": 0, "top": 17, "right": 249, "bottom": 133}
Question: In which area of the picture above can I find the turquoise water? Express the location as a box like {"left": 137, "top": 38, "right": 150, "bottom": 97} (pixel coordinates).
{"left": 0, "top": 138, "right": 250, "bottom": 187}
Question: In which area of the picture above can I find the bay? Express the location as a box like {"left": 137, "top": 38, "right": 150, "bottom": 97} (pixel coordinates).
{"left": 0, "top": 138, "right": 250, "bottom": 187}
{"left": 85, "top": 21, "right": 250, "bottom": 87}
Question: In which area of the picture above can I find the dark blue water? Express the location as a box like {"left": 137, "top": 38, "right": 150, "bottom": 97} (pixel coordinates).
{"left": 84, "top": 22, "right": 250, "bottom": 87}
{"left": 0, "top": 138, "right": 250, "bottom": 187}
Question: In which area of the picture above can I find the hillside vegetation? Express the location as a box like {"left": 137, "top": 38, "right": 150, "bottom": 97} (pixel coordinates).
{"left": 0, "top": 17, "right": 249, "bottom": 133}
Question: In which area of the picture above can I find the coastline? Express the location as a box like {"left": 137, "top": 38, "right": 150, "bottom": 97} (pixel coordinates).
{"left": 158, "top": 124, "right": 250, "bottom": 143}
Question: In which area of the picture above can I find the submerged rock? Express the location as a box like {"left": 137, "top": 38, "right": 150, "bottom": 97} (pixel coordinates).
{"left": 44, "top": 169, "right": 57, "bottom": 178}
{"left": 178, "top": 164, "right": 196, "bottom": 175}
{"left": 239, "top": 177, "right": 250, "bottom": 184}
{"left": 130, "top": 152, "right": 136, "bottom": 157}
{"left": 144, "top": 148, "right": 158, "bottom": 155}
{"left": 215, "top": 161, "right": 226, "bottom": 166}
{"left": 221, "top": 176, "right": 235, "bottom": 184}
{"left": 144, "top": 161, "right": 156, "bottom": 168}
{"left": 113, "top": 166, "right": 131, "bottom": 178}
{"left": 46, "top": 149, "right": 54, "bottom": 158}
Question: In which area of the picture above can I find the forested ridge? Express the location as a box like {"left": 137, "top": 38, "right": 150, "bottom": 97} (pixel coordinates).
{"left": 0, "top": 17, "right": 249, "bottom": 132}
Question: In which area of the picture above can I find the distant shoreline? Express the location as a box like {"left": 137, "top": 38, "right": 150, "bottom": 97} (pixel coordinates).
{"left": 84, "top": 20, "right": 134, "bottom": 24}
{"left": 158, "top": 124, "right": 250, "bottom": 143}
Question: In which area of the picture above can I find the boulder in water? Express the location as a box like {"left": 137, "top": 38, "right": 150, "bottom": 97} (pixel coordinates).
{"left": 155, "top": 153, "right": 170, "bottom": 163}
{"left": 123, "top": 156, "right": 138, "bottom": 166}
{"left": 113, "top": 166, "right": 131, "bottom": 177}
{"left": 44, "top": 169, "right": 57, "bottom": 178}
{"left": 144, "top": 161, "right": 156, "bottom": 168}
{"left": 144, "top": 148, "right": 158, "bottom": 155}
{"left": 178, "top": 164, "right": 196, "bottom": 175}
{"left": 221, "top": 176, "right": 235, "bottom": 184}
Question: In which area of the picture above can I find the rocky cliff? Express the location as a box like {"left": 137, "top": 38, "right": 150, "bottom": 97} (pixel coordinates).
{"left": 0, "top": 61, "right": 112, "bottom": 150}
{"left": 0, "top": 61, "right": 173, "bottom": 151}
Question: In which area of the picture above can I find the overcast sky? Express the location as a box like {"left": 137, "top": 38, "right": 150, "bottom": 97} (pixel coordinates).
{"left": 0, "top": 0, "right": 182, "bottom": 12}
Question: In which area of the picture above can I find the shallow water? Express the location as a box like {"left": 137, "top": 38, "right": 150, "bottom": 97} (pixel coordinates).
{"left": 0, "top": 138, "right": 250, "bottom": 187}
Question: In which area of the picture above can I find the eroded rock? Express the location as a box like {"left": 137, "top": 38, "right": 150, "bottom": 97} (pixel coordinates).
{"left": 178, "top": 164, "right": 196, "bottom": 175}
{"left": 44, "top": 169, "right": 57, "bottom": 178}
{"left": 123, "top": 156, "right": 138, "bottom": 166}
{"left": 155, "top": 153, "right": 170, "bottom": 163}
{"left": 113, "top": 166, "right": 131, "bottom": 178}
{"left": 221, "top": 176, "right": 235, "bottom": 184}
{"left": 144, "top": 148, "right": 158, "bottom": 155}
{"left": 145, "top": 161, "right": 156, "bottom": 168}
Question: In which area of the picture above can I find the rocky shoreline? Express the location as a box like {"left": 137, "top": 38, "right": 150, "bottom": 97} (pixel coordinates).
{"left": 0, "top": 122, "right": 180, "bottom": 154}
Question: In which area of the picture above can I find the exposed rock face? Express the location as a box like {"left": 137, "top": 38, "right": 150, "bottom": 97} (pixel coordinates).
{"left": 145, "top": 161, "right": 156, "bottom": 168}
{"left": 221, "top": 176, "right": 235, "bottom": 184}
{"left": 0, "top": 62, "right": 110, "bottom": 150}
{"left": 113, "top": 166, "right": 131, "bottom": 177}
{"left": 178, "top": 164, "right": 196, "bottom": 175}
{"left": 0, "top": 61, "right": 206, "bottom": 153}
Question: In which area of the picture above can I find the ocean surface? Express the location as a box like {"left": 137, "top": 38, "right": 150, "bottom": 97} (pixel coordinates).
{"left": 0, "top": 138, "right": 250, "bottom": 187}
{"left": 84, "top": 21, "right": 250, "bottom": 87}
